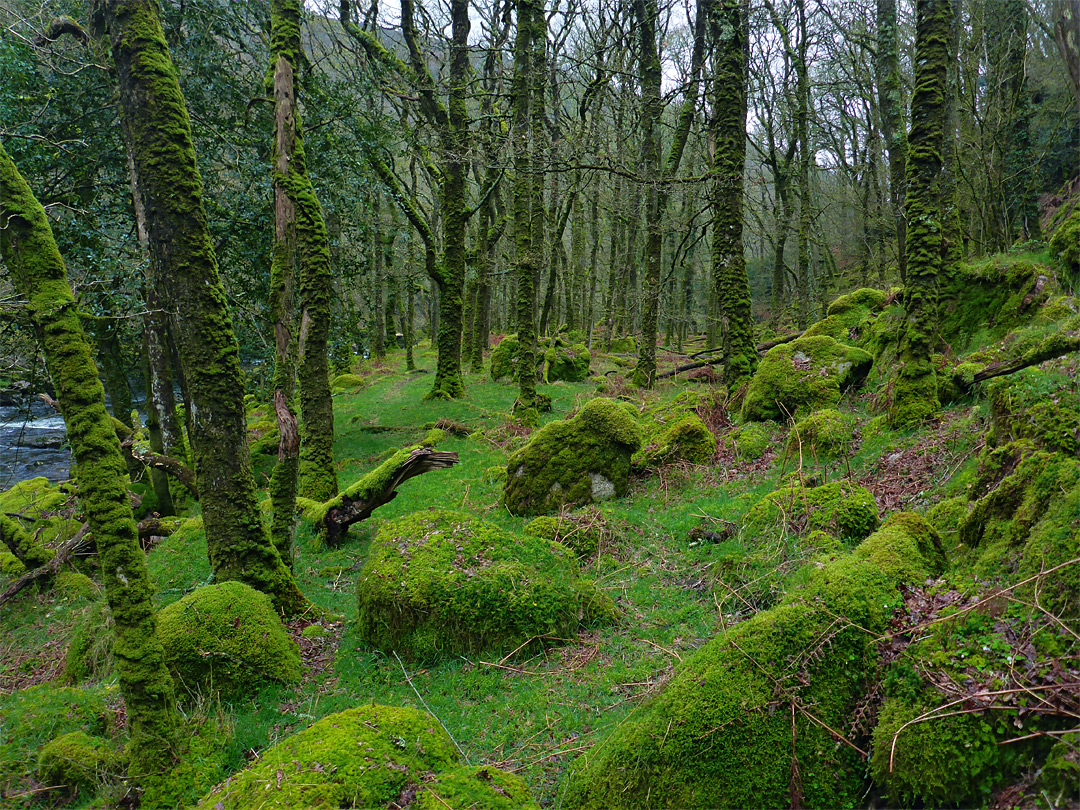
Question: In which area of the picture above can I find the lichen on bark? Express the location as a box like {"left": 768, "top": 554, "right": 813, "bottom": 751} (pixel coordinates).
{"left": 1, "top": 141, "right": 179, "bottom": 797}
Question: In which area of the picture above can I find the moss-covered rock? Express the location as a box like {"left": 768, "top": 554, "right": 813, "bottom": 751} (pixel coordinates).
{"left": 489, "top": 334, "right": 520, "bottom": 381}
{"left": 37, "top": 731, "right": 118, "bottom": 795}
{"left": 785, "top": 409, "right": 856, "bottom": 461}
{"left": 803, "top": 288, "right": 887, "bottom": 342}
{"left": 416, "top": 765, "right": 541, "bottom": 810}
{"left": 741, "top": 336, "right": 873, "bottom": 422}
{"left": 745, "top": 480, "right": 880, "bottom": 542}
{"left": 0, "top": 550, "right": 26, "bottom": 578}
{"left": 195, "top": 705, "right": 460, "bottom": 809}
{"left": 523, "top": 510, "right": 609, "bottom": 557}
{"left": 731, "top": 422, "right": 771, "bottom": 459}
{"left": 330, "top": 372, "right": 365, "bottom": 392}
{"left": 608, "top": 335, "right": 637, "bottom": 353}
{"left": 0, "top": 476, "right": 68, "bottom": 517}
{"left": 925, "top": 496, "right": 970, "bottom": 546}
{"left": 562, "top": 514, "right": 945, "bottom": 809}
{"left": 1048, "top": 208, "right": 1079, "bottom": 280}
{"left": 357, "top": 510, "right": 612, "bottom": 662}
{"left": 987, "top": 368, "right": 1079, "bottom": 456}
{"left": 542, "top": 337, "right": 591, "bottom": 383}
{"left": 156, "top": 581, "right": 301, "bottom": 698}
{"left": 504, "top": 398, "right": 641, "bottom": 516}
{"left": 634, "top": 414, "right": 716, "bottom": 469}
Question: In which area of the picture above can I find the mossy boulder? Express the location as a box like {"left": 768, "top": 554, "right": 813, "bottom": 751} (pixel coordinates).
{"left": 542, "top": 336, "right": 591, "bottom": 382}
{"left": 803, "top": 288, "right": 887, "bottom": 342}
{"left": 562, "top": 514, "right": 945, "bottom": 808}
{"left": 524, "top": 510, "right": 608, "bottom": 557}
{"left": 0, "top": 476, "right": 68, "bottom": 517}
{"left": 1048, "top": 207, "right": 1079, "bottom": 279}
{"left": 634, "top": 414, "right": 716, "bottom": 469}
{"left": 357, "top": 510, "right": 614, "bottom": 662}
{"left": 504, "top": 398, "right": 641, "bottom": 516}
{"left": 741, "top": 336, "right": 873, "bottom": 422}
{"left": 938, "top": 257, "right": 1052, "bottom": 351}
{"left": 608, "top": 335, "right": 637, "bottom": 353}
{"left": 156, "top": 581, "right": 301, "bottom": 698}
{"left": 196, "top": 705, "right": 459, "bottom": 809}
{"left": 786, "top": 408, "right": 856, "bottom": 461}
{"left": 37, "top": 731, "right": 118, "bottom": 795}
{"left": 987, "top": 368, "right": 1079, "bottom": 456}
{"left": 925, "top": 496, "right": 970, "bottom": 545}
{"left": 491, "top": 334, "right": 591, "bottom": 383}
{"left": 731, "top": 422, "right": 771, "bottom": 459}
{"left": 330, "top": 372, "right": 365, "bottom": 392}
{"left": 745, "top": 480, "right": 880, "bottom": 542}
{"left": 416, "top": 765, "right": 541, "bottom": 810}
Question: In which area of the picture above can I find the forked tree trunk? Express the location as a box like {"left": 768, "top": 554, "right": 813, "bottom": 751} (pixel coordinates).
{"left": 101, "top": 0, "right": 307, "bottom": 614}
{"left": 0, "top": 142, "right": 180, "bottom": 799}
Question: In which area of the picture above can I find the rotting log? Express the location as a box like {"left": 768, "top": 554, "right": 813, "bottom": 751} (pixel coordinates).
{"left": 317, "top": 448, "right": 459, "bottom": 545}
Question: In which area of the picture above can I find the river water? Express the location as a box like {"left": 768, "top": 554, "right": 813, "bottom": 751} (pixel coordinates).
{"left": 0, "top": 400, "right": 72, "bottom": 487}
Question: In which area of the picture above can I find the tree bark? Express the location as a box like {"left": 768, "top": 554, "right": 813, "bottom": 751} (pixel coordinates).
{"left": 889, "top": 0, "right": 951, "bottom": 427}
{"left": 876, "top": 0, "right": 908, "bottom": 282}
{"left": 101, "top": 0, "right": 307, "bottom": 614}
{"left": 0, "top": 141, "right": 180, "bottom": 797}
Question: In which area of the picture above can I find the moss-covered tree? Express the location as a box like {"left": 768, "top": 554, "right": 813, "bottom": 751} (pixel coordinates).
{"left": 99, "top": 0, "right": 306, "bottom": 613}
{"left": 889, "top": 0, "right": 951, "bottom": 427}
{"left": 0, "top": 141, "right": 180, "bottom": 798}
{"left": 876, "top": 0, "right": 908, "bottom": 281}
{"left": 709, "top": 0, "right": 757, "bottom": 387}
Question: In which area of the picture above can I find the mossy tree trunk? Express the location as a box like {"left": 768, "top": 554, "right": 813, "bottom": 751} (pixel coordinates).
{"left": 266, "top": 0, "right": 302, "bottom": 563}
{"left": 794, "top": 0, "right": 813, "bottom": 329}
{"left": 889, "top": 0, "right": 951, "bottom": 427}
{"left": 634, "top": 0, "right": 708, "bottom": 388}
{"left": 876, "top": 0, "right": 908, "bottom": 282}
{"left": 101, "top": 0, "right": 307, "bottom": 614}
{"left": 512, "top": 0, "right": 540, "bottom": 422}
{"left": 0, "top": 141, "right": 180, "bottom": 798}
{"left": 709, "top": 0, "right": 757, "bottom": 387}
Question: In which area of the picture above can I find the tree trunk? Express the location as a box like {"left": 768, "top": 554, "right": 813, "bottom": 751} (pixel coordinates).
{"left": 889, "top": 0, "right": 951, "bottom": 427}
{"left": 102, "top": 0, "right": 306, "bottom": 614}
{"left": 710, "top": 0, "right": 757, "bottom": 387}
{"left": 0, "top": 142, "right": 180, "bottom": 798}
{"left": 876, "top": 0, "right": 908, "bottom": 282}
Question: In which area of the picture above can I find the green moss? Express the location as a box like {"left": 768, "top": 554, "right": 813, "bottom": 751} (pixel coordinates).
{"left": 156, "top": 581, "right": 301, "bottom": 699}
{"left": 987, "top": 368, "right": 1079, "bottom": 456}
{"left": 524, "top": 513, "right": 605, "bottom": 557}
{"left": 1039, "top": 734, "right": 1080, "bottom": 804}
{"left": 925, "top": 496, "right": 969, "bottom": 545}
{"left": 745, "top": 480, "right": 880, "bottom": 542}
{"left": 608, "top": 335, "right": 637, "bottom": 353}
{"left": 330, "top": 373, "right": 365, "bottom": 391}
{"left": 504, "top": 398, "right": 642, "bottom": 516}
{"left": 741, "top": 336, "right": 873, "bottom": 422}
{"left": 1048, "top": 208, "right": 1079, "bottom": 280}
{"left": 358, "top": 510, "right": 611, "bottom": 662}
{"left": 732, "top": 422, "right": 771, "bottom": 459}
{"left": 490, "top": 334, "right": 520, "bottom": 381}
{"left": 785, "top": 408, "right": 856, "bottom": 461}
{"left": 416, "top": 765, "right": 541, "bottom": 809}
{"left": 195, "top": 705, "right": 459, "bottom": 809}
{"left": 634, "top": 414, "right": 716, "bottom": 469}
{"left": 53, "top": 570, "right": 98, "bottom": 601}
{"left": 64, "top": 600, "right": 115, "bottom": 684}
{"left": 803, "top": 529, "right": 841, "bottom": 555}
{"left": 0, "top": 550, "right": 25, "bottom": 578}
{"left": 0, "top": 476, "right": 68, "bottom": 517}
{"left": 562, "top": 514, "right": 944, "bottom": 808}
{"left": 37, "top": 731, "right": 119, "bottom": 795}
{"left": 543, "top": 337, "right": 591, "bottom": 383}
{"left": 826, "top": 287, "right": 888, "bottom": 318}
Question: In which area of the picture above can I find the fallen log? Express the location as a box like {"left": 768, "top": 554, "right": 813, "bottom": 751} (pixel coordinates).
{"left": 657, "top": 331, "right": 805, "bottom": 380}
{"left": 963, "top": 332, "right": 1080, "bottom": 388}
{"left": 0, "top": 523, "right": 91, "bottom": 606}
{"left": 130, "top": 448, "right": 198, "bottom": 500}
{"left": 316, "top": 447, "right": 459, "bottom": 545}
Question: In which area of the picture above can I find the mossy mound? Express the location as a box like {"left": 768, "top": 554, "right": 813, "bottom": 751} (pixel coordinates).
{"left": 634, "top": 414, "right": 716, "bottom": 469}
{"left": 0, "top": 685, "right": 112, "bottom": 790}
{"left": 786, "top": 408, "right": 856, "bottom": 461}
{"left": 523, "top": 509, "right": 611, "bottom": 557}
{"left": 64, "top": 600, "right": 115, "bottom": 684}
{"left": 357, "top": 510, "right": 613, "bottom": 661}
{"left": 195, "top": 705, "right": 461, "bottom": 809}
{"left": 803, "top": 287, "right": 887, "bottom": 342}
{"left": 731, "top": 422, "right": 771, "bottom": 459}
{"left": 1048, "top": 207, "right": 1079, "bottom": 279}
{"left": 745, "top": 480, "right": 880, "bottom": 542}
{"left": 562, "top": 514, "right": 945, "bottom": 809}
{"left": 416, "top": 765, "right": 541, "bottom": 810}
{"left": 925, "top": 496, "right": 970, "bottom": 546}
{"left": 491, "top": 334, "right": 591, "bottom": 383}
{"left": 504, "top": 398, "right": 641, "bottom": 516}
{"left": 987, "top": 367, "right": 1079, "bottom": 456}
{"left": 156, "top": 581, "right": 301, "bottom": 698}
{"left": 542, "top": 336, "right": 591, "bottom": 382}
{"left": 330, "top": 372, "right": 365, "bottom": 392}
{"left": 37, "top": 731, "right": 118, "bottom": 795}
{"left": 938, "top": 257, "right": 1052, "bottom": 351}
{"left": 741, "top": 336, "right": 873, "bottom": 422}
{"left": 608, "top": 335, "right": 637, "bottom": 353}
{"left": 0, "top": 476, "right": 68, "bottom": 518}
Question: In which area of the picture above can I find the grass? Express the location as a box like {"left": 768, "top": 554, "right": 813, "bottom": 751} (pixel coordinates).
{"left": 1, "top": 285, "right": 1071, "bottom": 808}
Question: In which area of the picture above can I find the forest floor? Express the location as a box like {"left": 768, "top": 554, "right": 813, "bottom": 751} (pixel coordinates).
{"left": 1, "top": 251, "right": 1078, "bottom": 809}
